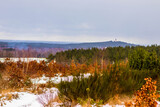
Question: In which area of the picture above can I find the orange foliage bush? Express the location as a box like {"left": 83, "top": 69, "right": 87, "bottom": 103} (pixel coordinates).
{"left": 125, "top": 77, "right": 159, "bottom": 107}
{"left": 0, "top": 60, "right": 96, "bottom": 78}
{"left": 0, "top": 59, "right": 128, "bottom": 79}
{"left": 134, "top": 77, "right": 158, "bottom": 107}
{"left": 0, "top": 59, "right": 128, "bottom": 82}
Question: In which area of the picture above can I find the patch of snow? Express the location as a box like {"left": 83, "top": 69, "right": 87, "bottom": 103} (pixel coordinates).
{"left": 3, "top": 90, "right": 160, "bottom": 107}
{"left": 3, "top": 88, "right": 59, "bottom": 107}
{"left": 102, "top": 104, "right": 125, "bottom": 107}
{"left": 75, "top": 104, "right": 82, "bottom": 107}
{"left": 3, "top": 92, "right": 41, "bottom": 107}
{"left": 31, "top": 73, "right": 91, "bottom": 84}
{"left": 0, "top": 58, "right": 47, "bottom": 63}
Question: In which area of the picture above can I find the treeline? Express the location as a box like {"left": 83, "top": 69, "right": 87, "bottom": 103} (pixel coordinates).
{"left": 0, "top": 48, "right": 62, "bottom": 58}
{"left": 54, "top": 47, "right": 130, "bottom": 64}
{"left": 52, "top": 45, "right": 160, "bottom": 65}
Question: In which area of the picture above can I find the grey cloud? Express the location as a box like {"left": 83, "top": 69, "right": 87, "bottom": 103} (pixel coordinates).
{"left": 0, "top": 0, "right": 160, "bottom": 44}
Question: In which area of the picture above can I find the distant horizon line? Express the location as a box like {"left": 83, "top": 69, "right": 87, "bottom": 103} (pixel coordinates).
{"left": 0, "top": 39, "right": 136, "bottom": 44}
{"left": 1, "top": 39, "right": 159, "bottom": 47}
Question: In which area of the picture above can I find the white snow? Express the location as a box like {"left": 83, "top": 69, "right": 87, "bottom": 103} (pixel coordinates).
{"left": 3, "top": 88, "right": 59, "bottom": 107}
{"left": 31, "top": 73, "right": 91, "bottom": 84}
{"left": 4, "top": 92, "right": 40, "bottom": 107}
{"left": 2, "top": 90, "right": 160, "bottom": 107}
{"left": 1, "top": 74, "right": 91, "bottom": 107}
{"left": 102, "top": 104, "right": 125, "bottom": 107}
{"left": 0, "top": 58, "right": 47, "bottom": 63}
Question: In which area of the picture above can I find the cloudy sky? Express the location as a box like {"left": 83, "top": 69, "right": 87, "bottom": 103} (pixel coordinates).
{"left": 0, "top": 0, "right": 160, "bottom": 45}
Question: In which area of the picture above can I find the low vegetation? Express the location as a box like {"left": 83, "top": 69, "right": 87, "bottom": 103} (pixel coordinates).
{"left": 56, "top": 46, "right": 160, "bottom": 106}
{"left": 125, "top": 77, "right": 158, "bottom": 107}
{"left": 57, "top": 64, "right": 159, "bottom": 106}
{"left": 1, "top": 45, "right": 160, "bottom": 106}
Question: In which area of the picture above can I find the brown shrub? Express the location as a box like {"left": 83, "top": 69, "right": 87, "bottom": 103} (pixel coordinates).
{"left": 125, "top": 77, "right": 158, "bottom": 107}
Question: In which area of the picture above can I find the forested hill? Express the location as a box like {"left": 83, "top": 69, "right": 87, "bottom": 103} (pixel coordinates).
{"left": 0, "top": 40, "right": 136, "bottom": 49}
{"left": 58, "top": 41, "right": 136, "bottom": 49}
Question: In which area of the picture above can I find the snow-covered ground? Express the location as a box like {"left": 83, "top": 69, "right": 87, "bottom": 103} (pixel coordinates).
{"left": 2, "top": 90, "right": 127, "bottom": 107}
{"left": 1, "top": 88, "right": 60, "bottom": 107}
{"left": 31, "top": 73, "right": 91, "bottom": 84}
{"left": 1, "top": 74, "right": 160, "bottom": 107}
{"left": 3, "top": 90, "right": 159, "bottom": 107}
{"left": 0, "top": 58, "right": 47, "bottom": 63}
{"left": 1, "top": 74, "right": 91, "bottom": 107}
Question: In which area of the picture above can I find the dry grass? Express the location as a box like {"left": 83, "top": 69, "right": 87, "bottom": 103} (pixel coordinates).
{"left": 0, "top": 92, "right": 19, "bottom": 106}
{"left": 0, "top": 59, "right": 121, "bottom": 79}
{"left": 38, "top": 92, "right": 61, "bottom": 107}
{"left": 107, "top": 94, "right": 134, "bottom": 106}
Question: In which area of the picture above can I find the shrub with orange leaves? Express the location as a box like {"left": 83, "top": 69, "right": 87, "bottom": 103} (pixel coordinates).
{"left": 125, "top": 77, "right": 158, "bottom": 107}
{"left": 5, "top": 62, "right": 25, "bottom": 88}
{"left": 134, "top": 77, "right": 158, "bottom": 107}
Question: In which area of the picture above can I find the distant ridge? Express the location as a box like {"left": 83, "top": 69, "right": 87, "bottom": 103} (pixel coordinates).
{"left": 0, "top": 40, "right": 136, "bottom": 50}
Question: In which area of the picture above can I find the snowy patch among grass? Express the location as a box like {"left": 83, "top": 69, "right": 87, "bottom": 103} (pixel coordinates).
{"left": 0, "top": 58, "right": 47, "bottom": 63}
{"left": 31, "top": 73, "right": 91, "bottom": 85}
{"left": 2, "top": 88, "right": 59, "bottom": 107}
{"left": 2, "top": 90, "right": 160, "bottom": 107}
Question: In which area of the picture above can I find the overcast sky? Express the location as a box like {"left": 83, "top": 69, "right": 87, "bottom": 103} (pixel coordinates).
{"left": 0, "top": 0, "right": 160, "bottom": 45}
